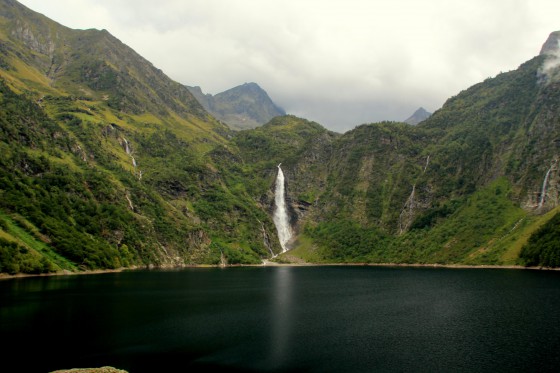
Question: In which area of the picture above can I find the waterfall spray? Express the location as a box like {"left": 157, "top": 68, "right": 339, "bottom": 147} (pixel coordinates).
{"left": 273, "top": 164, "right": 292, "bottom": 252}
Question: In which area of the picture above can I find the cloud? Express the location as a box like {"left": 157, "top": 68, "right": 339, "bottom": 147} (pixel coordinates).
{"left": 538, "top": 35, "right": 560, "bottom": 84}
{"left": 17, "top": 0, "right": 560, "bottom": 132}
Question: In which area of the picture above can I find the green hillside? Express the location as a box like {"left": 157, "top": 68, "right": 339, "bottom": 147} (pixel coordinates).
{"left": 240, "top": 55, "right": 560, "bottom": 267}
{"left": 0, "top": 0, "right": 281, "bottom": 274}
{"left": 1, "top": 0, "right": 559, "bottom": 274}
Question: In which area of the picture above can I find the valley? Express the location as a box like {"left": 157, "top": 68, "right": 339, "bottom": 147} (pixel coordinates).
{"left": 1, "top": 0, "right": 559, "bottom": 275}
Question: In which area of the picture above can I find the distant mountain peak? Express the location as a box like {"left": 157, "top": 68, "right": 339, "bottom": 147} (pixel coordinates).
{"left": 187, "top": 82, "right": 285, "bottom": 130}
{"left": 404, "top": 107, "right": 431, "bottom": 125}
{"left": 219, "top": 82, "right": 265, "bottom": 96}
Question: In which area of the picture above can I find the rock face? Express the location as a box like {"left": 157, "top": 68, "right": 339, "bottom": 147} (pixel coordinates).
{"left": 404, "top": 107, "right": 431, "bottom": 125}
{"left": 540, "top": 31, "right": 560, "bottom": 55}
{"left": 2, "top": 0, "right": 560, "bottom": 270}
{"left": 50, "top": 367, "right": 128, "bottom": 373}
{"left": 187, "top": 83, "right": 285, "bottom": 130}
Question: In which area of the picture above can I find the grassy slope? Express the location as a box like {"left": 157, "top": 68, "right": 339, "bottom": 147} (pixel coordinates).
{"left": 0, "top": 2, "right": 280, "bottom": 274}
{"left": 275, "top": 57, "right": 559, "bottom": 267}
{"left": 2, "top": 0, "right": 559, "bottom": 272}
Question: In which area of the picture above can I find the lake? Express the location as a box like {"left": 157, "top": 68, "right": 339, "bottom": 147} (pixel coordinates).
{"left": 1, "top": 266, "right": 560, "bottom": 372}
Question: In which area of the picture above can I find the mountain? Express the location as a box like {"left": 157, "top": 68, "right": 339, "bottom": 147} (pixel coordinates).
{"left": 404, "top": 107, "right": 431, "bottom": 125}
{"left": 540, "top": 30, "right": 560, "bottom": 55}
{"left": 234, "top": 33, "right": 560, "bottom": 267}
{"left": 1, "top": 0, "right": 559, "bottom": 275}
{"left": 0, "top": 0, "right": 283, "bottom": 274}
{"left": 187, "top": 83, "right": 286, "bottom": 130}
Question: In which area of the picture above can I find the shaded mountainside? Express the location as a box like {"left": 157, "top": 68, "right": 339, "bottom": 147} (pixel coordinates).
{"left": 1, "top": 0, "right": 559, "bottom": 274}
{"left": 237, "top": 44, "right": 560, "bottom": 267}
{"left": 279, "top": 38, "right": 560, "bottom": 267}
{"left": 187, "top": 83, "right": 285, "bottom": 130}
{"left": 233, "top": 115, "right": 338, "bottom": 230}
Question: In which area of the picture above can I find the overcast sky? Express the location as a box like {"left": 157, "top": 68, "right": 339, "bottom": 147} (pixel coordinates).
{"left": 17, "top": 0, "right": 560, "bottom": 132}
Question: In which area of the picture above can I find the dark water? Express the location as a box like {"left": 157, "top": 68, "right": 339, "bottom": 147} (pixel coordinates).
{"left": 1, "top": 266, "right": 560, "bottom": 372}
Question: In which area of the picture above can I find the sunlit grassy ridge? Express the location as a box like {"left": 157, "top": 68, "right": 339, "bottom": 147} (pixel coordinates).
{"left": 0, "top": 0, "right": 285, "bottom": 274}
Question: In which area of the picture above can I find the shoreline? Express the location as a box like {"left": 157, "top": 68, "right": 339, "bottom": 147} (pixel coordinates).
{"left": 0, "top": 267, "right": 130, "bottom": 280}
{"left": 1, "top": 261, "right": 558, "bottom": 280}
{"left": 260, "top": 261, "right": 560, "bottom": 271}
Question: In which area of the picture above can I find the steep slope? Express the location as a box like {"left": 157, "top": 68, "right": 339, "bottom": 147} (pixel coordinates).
{"left": 0, "top": 0, "right": 230, "bottom": 141}
{"left": 2, "top": 0, "right": 559, "bottom": 274}
{"left": 188, "top": 83, "right": 286, "bottom": 130}
{"left": 0, "top": 0, "right": 281, "bottom": 274}
{"left": 239, "top": 35, "right": 560, "bottom": 267}
{"left": 233, "top": 115, "right": 338, "bottom": 227}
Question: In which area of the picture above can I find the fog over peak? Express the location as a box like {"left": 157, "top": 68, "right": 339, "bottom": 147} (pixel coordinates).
{"left": 539, "top": 31, "right": 560, "bottom": 84}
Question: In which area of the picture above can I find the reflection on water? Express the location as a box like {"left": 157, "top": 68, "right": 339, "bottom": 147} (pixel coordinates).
{"left": 0, "top": 275, "right": 79, "bottom": 332}
{"left": 1, "top": 267, "right": 560, "bottom": 372}
{"left": 270, "top": 266, "right": 293, "bottom": 367}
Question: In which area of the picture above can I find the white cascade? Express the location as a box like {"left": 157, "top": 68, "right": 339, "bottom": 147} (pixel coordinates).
{"left": 123, "top": 138, "right": 135, "bottom": 166}
{"left": 125, "top": 193, "right": 134, "bottom": 211}
{"left": 123, "top": 137, "right": 140, "bottom": 177}
{"left": 273, "top": 164, "right": 292, "bottom": 252}
{"left": 123, "top": 138, "right": 131, "bottom": 155}
{"left": 398, "top": 184, "right": 416, "bottom": 234}
{"left": 423, "top": 155, "right": 430, "bottom": 173}
{"left": 538, "top": 166, "right": 553, "bottom": 209}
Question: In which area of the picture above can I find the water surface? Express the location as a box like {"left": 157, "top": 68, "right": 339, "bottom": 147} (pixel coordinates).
{"left": 1, "top": 266, "right": 559, "bottom": 372}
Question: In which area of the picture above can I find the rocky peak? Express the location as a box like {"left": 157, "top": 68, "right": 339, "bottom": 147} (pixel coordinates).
{"left": 404, "top": 107, "right": 431, "bottom": 125}
{"left": 538, "top": 31, "right": 560, "bottom": 84}
{"left": 187, "top": 82, "right": 285, "bottom": 130}
{"left": 540, "top": 31, "right": 560, "bottom": 55}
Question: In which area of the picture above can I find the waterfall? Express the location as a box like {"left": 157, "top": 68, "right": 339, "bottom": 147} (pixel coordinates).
{"left": 273, "top": 164, "right": 292, "bottom": 252}
{"left": 423, "top": 155, "right": 430, "bottom": 173}
{"left": 125, "top": 193, "right": 134, "bottom": 211}
{"left": 123, "top": 137, "right": 135, "bottom": 168}
{"left": 123, "top": 138, "right": 131, "bottom": 155}
{"left": 408, "top": 184, "right": 416, "bottom": 213}
{"left": 538, "top": 166, "right": 553, "bottom": 209}
{"left": 122, "top": 137, "right": 141, "bottom": 178}
{"left": 399, "top": 184, "right": 416, "bottom": 234}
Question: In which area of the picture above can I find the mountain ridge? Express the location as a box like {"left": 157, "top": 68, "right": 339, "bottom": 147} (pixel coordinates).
{"left": 1, "top": 0, "right": 559, "bottom": 274}
{"left": 187, "top": 82, "right": 285, "bottom": 130}
{"left": 0, "top": 0, "right": 284, "bottom": 274}
{"left": 404, "top": 107, "right": 431, "bottom": 125}
{"left": 540, "top": 30, "right": 560, "bottom": 55}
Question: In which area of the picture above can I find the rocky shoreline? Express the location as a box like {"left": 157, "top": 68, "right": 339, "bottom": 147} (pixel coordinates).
{"left": 51, "top": 367, "right": 127, "bottom": 373}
